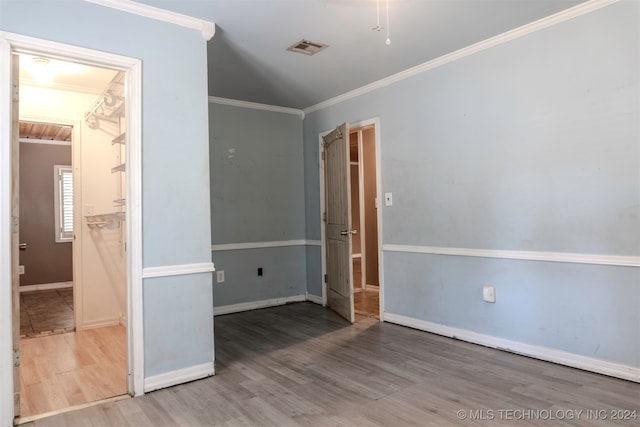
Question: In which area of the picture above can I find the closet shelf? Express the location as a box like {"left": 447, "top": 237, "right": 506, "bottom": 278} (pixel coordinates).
{"left": 85, "top": 212, "right": 125, "bottom": 229}
{"left": 111, "top": 163, "right": 126, "bottom": 173}
{"left": 112, "top": 132, "right": 126, "bottom": 145}
{"left": 85, "top": 71, "right": 125, "bottom": 129}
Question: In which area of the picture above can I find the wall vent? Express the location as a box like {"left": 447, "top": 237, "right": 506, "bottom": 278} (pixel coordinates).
{"left": 287, "top": 39, "right": 328, "bottom": 56}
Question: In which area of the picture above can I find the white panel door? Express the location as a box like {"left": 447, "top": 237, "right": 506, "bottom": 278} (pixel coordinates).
{"left": 323, "top": 123, "right": 354, "bottom": 323}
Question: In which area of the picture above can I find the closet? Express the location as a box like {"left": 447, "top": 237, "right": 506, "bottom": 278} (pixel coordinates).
{"left": 77, "top": 70, "right": 127, "bottom": 329}
{"left": 84, "top": 72, "right": 126, "bottom": 236}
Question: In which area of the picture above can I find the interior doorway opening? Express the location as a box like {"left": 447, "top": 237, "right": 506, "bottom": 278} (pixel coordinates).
{"left": 19, "top": 120, "right": 75, "bottom": 337}
{"left": 14, "top": 53, "right": 129, "bottom": 420}
{"left": 349, "top": 125, "right": 380, "bottom": 321}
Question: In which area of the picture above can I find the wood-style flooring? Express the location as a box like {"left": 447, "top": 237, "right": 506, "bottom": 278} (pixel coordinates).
{"left": 20, "top": 325, "right": 128, "bottom": 418}
{"left": 354, "top": 288, "right": 379, "bottom": 318}
{"left": 27, "top": 302, "right": 639, "bottom": 426}
{"left": 20, "top": 289, "right": 74, "bottom": 337}
{"left": 353, "top": 257, "right": 380, "bottom": 318}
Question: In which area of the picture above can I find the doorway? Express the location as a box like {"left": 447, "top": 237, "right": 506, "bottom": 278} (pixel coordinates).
{"left": 349, "top": 125, "right": 380, "bottom": 320}
{"left": 1, "top": 34, "right": 144, "bottom": 422}
{"left": 19, "top": 120, "right": 75, "bottom": 338}
{"left": 320, "top": 118, "right": 383, "bottom": 323}
{"left": 15, "top": 53, "right": 129, "bottom": 419}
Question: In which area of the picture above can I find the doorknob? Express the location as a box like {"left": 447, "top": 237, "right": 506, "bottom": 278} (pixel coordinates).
{"left": 340, "top": 230, "right": 357, "bottom": 236}
{"left": 19, "top": 243, "right": 27, "bottom": 250}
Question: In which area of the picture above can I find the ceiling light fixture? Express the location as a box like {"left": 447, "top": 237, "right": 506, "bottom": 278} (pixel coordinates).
{"left": 372, "top": 0, "right": 391, "bottom": 46}
{"left": 31, "top": 57, "right": 52, "bottom": 83}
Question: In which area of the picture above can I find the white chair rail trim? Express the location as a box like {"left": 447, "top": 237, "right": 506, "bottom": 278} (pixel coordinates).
{"left": 142, "top": 262, "right": 215, "bottom": 279}
{"left": 212, "top": 240, "right": 321, "bottom": 251}
{"left": 383, "top": 244, "right": 640, "bottom": 267}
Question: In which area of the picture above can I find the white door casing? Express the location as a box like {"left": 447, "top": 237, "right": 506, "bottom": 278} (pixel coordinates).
{"left": 10, "top": 51, "right": 20, "bottom": 417}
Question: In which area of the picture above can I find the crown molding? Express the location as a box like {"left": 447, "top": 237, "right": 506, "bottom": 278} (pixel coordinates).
{"left": 209, "top": 96, "right": 305, "bottom": 119}
{"left": 303, "top": 0, "right": 618, "bottom": 114}
{"left": 84, "top": 0, "right": 216, "bottom": 41}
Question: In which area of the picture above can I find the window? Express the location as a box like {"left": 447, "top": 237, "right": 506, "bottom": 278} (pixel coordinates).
{"left": 54, "top": 165, "right": 73, "bottom": 242}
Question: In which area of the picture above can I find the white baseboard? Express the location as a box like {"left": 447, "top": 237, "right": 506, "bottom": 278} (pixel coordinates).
{"left": 78, "top": 318, "right": 121, "bottom": 330}
{"left": 214, "top": 294, "right": 307, "bottom": 316}
{"left": 383, "top": 312, "right": 640, "bottom": 383}
{"left": 144, "top": 362, "right": 214, "bottom": 393}
{"left": 306, "top": 293, "right": 323, "bottom": 305}
{"left": 19, "top": 281, "right": 72, "bottom": 293}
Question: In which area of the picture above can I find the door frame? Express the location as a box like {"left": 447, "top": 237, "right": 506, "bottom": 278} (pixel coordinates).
{"left": 0, "top": 32, "right": 144, "bottom": 422}
{"left": 318, "top": 117, "right": 384, "bottom": 319}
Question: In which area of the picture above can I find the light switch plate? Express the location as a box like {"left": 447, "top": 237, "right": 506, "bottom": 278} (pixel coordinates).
{"left": 216, "top": 270, "right": 225, "bottom": 283}
{"left": 18, "top": 265, "right": 24, "bottom": 275}
{"left": 483, "top": 285, "right": 496, "bottom": 303}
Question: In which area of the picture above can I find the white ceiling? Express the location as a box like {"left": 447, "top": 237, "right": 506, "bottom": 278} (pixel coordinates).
{"left": 18, "top": 53, "right": 118, "bottom": 94}
{"left": 138, "top": 0, "right": 587, "bottom": 109}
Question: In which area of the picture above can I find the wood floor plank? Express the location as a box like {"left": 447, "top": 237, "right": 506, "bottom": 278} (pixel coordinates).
{"left": 25, "top": 302, "right": 639, "bottom": 426}
{"left": 20, "top": 325, "right": 127, "bottom": 417}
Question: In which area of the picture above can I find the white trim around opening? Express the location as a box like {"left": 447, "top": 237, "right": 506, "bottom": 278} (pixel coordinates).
{"left": 0, "top": 32, "right": 144, "bottom": 424}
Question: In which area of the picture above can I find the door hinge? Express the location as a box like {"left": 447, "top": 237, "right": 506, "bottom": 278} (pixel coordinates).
{"left": 13, "top": 349, "right": 19, "bottom": 367}
{"left": 11, "top": 216, "right": 18, "bottom": 234}
{"left": 324, "top": 274, "right": 328, "bottom": 283}
{"left": 322, "top": 212, "right": 327, "bottom": 222}
{"left": 12, "top": 84, "right": 19, "bottom": 102}
{"left": 321, "top": 150, "right": 325, "bottom": 161}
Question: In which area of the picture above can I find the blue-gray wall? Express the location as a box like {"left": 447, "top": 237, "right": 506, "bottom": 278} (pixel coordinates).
{"left": 1, "top": 0, "right": 214, "bottom": 378}
{"left": 209, "top": 103, "right": 307, "bottom": 307}
{"left": 303, "top": 1, "right": 639, "bottom": 367}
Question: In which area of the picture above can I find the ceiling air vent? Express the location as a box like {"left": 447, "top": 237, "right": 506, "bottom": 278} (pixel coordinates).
{"left": 287, "top": 39, "right": 328, "bottom": 56}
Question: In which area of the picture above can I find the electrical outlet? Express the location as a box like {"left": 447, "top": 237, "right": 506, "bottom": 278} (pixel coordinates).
{"left": 384, "top": 192, "right": 393, "bottom": 206}
{"left": 18, "top": 265, "right": 25, "bottom": 275}
{"left": 216, "top": 270, "right": 225, "bottom": 283}
{"left": 483, "top": 285, "right": 496, "bottom": 303}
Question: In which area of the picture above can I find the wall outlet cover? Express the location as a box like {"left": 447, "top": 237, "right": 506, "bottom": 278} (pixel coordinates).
{"left": 216, "top": 270, "right": 225, "bottom": 283}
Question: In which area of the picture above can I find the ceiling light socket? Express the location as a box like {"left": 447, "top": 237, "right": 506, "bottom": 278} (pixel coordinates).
{"left": 32, "top": 57, "right": 50, "bottom": 67}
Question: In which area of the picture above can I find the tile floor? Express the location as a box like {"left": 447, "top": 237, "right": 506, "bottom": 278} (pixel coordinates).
{"left": 20, "top": 288, "right": 75, "bottom": 337}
